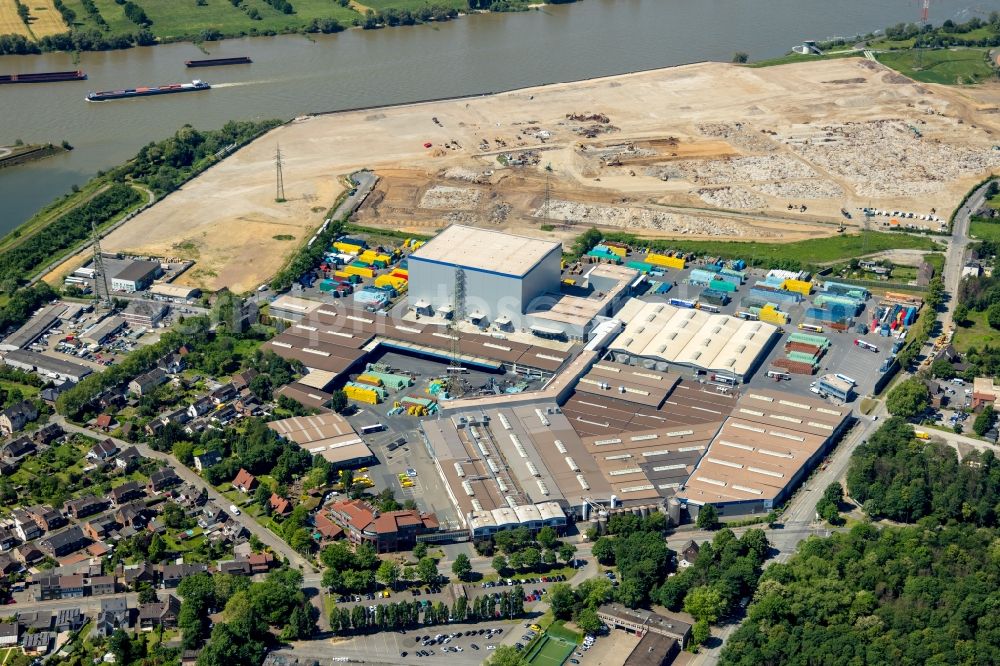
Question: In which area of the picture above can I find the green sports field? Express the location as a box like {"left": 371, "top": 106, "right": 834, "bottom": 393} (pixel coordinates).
{"left": 526, "top": 634, "right": 576, "bottom": 666}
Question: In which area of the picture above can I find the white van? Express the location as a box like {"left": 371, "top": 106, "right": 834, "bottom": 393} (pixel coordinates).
{"left": 229, "top": 504, "right": 241, "bottom": 516}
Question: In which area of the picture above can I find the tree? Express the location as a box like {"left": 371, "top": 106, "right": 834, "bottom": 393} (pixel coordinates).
{"left": 572, "top": 228, "right": 603, "bottom": 257}
{"left": 339, "top": 469, "right": 354, "bottom": 491}
{"left": 954, "top": 302, "right": 970, "bottom": 326}
{"left": 138, "top": 584, "right": 158, "bottom": 604}
{"left": 576, "top": 607, "right": 602, "bottom": 634}
{"left": 492, "top": 555, "right": 508, "bottom": 575}
{"left": 886, "top": 377, "right": 930, "bottom": 419}
{"left": 416, "top": 557, "right": 439, "bottom": 584}
{"left": 732, "top": 51, "right": 749, "bottom": 63}
{"left": 684, "top": 585, "right": 726, "bottom": 624}
{"left": 691, "top": 619, "right": 710, "bottom": 648}
{"left": 451, "top": 553, "right": 472, "bottom": 581}
{"left": 558, "top": 543, "right": 577, "bottom": 565}
{"left": 413, "top": 541, "right": 428, "bottom": 560}
{"left": 543, "top": 549, "right": 557, "bottom": 567}
{"left": 546, "top": 583, "right": 576, "bottom": 619}
{"left": 520, "top": 547, "right": 541, "bottom": 571}
{"left": 930, "top": 358, "right": 956, "bottom": 380}
{"left": 988, "top": 302, "right": 1000, "bottom": 330}
{"left": 696, "top": 504, "right": 719, "bottom": 530}
{"left": 108, "top": 629, "right": 133, "bottom": 665}
{"left": 330, "top": 389, "right": 349, "bottom": 414}
{"left": 485, "top": 645, "right": 528, "bottom": 666}
{"left": 592, "top": 537, "right": 615, "bottom": 565}
{"left": 536, "top": 526, "right": 558, "bottom": 550}
{"left": 377, "top": 560, "right": 400, "bottom": 590}
{"left": 974, "top": 405, "right": 995, "bottom": 436}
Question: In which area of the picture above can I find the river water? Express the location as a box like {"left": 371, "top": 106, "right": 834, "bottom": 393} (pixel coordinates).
{"left": 1, "top": 0, "right": 998, "bottom": 233}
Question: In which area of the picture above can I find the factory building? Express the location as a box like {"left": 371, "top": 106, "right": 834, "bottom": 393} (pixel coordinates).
{"left": 80, "top": 316, "right": 126, "bottom": 346}
{"left": 149, "top": 284, "right": 201, "bottom": 301}
{"left": 267, "top": 413, "right": 376, "bottom": 468}
{"left": 0, "top": 302, "right": 66, "bottom": 352}
{"left": 408, "top": 225, "right": 562, "bottom": 329}
{"left": 120, "top": 301, "right": 168, "bottom": 329}
{"left": 2, "top": 349, "right": 92, "bottom": 383}
{"left": 111, "top": 260, "right": 162, "bottom": 293}
{"left": 678, "top": 389, "right": 851, "bottom": 517}
{"left": 608, "top": 299, "right": 779, "bottom": 383}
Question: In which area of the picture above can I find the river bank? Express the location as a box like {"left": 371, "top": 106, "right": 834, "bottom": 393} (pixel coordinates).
{"left": 0, "top": 142, "right": 69, "bottom": 169}
{"left": 3, "top": 0, "right": 995, "bottom": 233}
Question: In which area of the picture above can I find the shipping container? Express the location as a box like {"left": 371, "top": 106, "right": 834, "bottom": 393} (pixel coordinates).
{"left": 646, "top": 253, "right": 686, "bottom": 269}
{"left": 709, "top": 279, "right": 738, "bottom": 293}
{"left": 781, "top": 278, "right": 813, "bottom": 296}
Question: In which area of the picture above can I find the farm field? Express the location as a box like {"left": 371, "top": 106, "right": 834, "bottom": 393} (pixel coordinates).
{"left": 0, "top": 0, "right": 32, "bottom": 37}
{"left": 24, "top": 0, "right": 67, "bottom": 36}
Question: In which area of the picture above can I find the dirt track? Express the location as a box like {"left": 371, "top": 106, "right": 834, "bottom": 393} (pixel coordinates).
{"left": 102, "top": 58, "right": 1000, "bottom": 293}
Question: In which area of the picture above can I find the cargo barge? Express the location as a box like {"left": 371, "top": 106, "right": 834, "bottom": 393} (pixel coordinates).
{"left": 86, "top": 80, "right": 210, "bottom": 102}
{"left": 0, "top": 70, "right": 87, "bottom": 84}
{"left": 185, "top": 56, "right": 252, "bottom": 67}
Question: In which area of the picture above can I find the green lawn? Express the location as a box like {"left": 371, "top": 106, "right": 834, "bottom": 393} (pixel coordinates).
{"left": 747, "top": 51, "right": 862, "bottom": 68}
{"left": 620, "top": 232, "right": 941, "bottom": 268}
{"left": 547, "top": 620, "right": 582, "bottom": 643}
{"left": 525, "top": 634, "right": 576, "bottom": 666}
{"left": 139, "top": 0, "right": 359, "bottom": 41}
{"left": 953, "top": 309, "right": 1000, "bottom": 353}
{"left": 970, "top": 218, "right": 1000, "bottom": 242}
{"left": 875, "top": 48, "right": 996, "bottom": 85}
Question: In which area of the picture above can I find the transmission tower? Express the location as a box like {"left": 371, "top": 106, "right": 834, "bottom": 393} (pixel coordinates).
{"left": 862, "top": 205, "right": 873, "bottom": 258}
{"left": 919, "top": 0, "right": 930, "bottom": 23}
{"left": 275, "top": 143, "right": 286, "bottom": 202}
{"left": 90, "top": 218, "right": 111, "bottom": 308}
{"left": 448, "top": 268, "right": 466, "bottom": 394}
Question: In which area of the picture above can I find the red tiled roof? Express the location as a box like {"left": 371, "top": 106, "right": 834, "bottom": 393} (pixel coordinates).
{"left": 232, "top": 468, "right": 257, "bottom": 489}
{"left": 269, "top": 494, "right": 291, "bottom": 515}
{"left": 95, "top": 414, "right": 113, "bottom": 428}
{"left": 314, "top": 513, "right": 344, "bottom": 539}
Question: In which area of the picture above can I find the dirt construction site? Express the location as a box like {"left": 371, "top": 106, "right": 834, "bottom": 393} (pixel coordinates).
{"left": 101, "top": 57, "right": 1000, "bottom": 293}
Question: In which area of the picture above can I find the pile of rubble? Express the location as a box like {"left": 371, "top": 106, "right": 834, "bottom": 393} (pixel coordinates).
{"left": 419, "top": 186, "right": 483, "bottom": 209}
{"left": 696, "top": 186, "right": 767, "bottom": 210}
{"left": 784, "top": 119, "right": 1000, "bottom": 197}
{"left": 567, "top": 112, "right": 611, "bottom": 123}
{"left": 442, "top": 167, "right": 491, "bottom": 184}
{"left": 752, "top": 179, "right": 845, "bottom": 199}
{"left": 651, "top": 154, "right": 817, "bottom": 185}
{"left": 536, "top": 200, "right": 774, "bottom": 237}
{"left": 698, "top": 121, "right": 778, "bottom": 152}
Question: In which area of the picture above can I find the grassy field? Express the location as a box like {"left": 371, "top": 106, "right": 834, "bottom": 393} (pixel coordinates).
{"left": 525, "top": 634, "right": 575, "bottom": 666}
{"left": 970, "top": 219, "right": 1000, "bottom": 242}
{"left": 875, "top": 48, "right": 996, "bottom": 85}
{"left": 25, "top": 0, "right": 66, "bottom": 36}
{"left": 362, "top": 0, "right": 465, "bottom": 10}
{"left": 546, "top": 621, "right": 582, "bottom": 643}
{"left": 953, "top": 310, "right": 1000, "bottom": 353}
{"left": 625, "top": 232, "right": 941, "bottom": 268}
{"left": 747, "top": 51, "right": 861, "bottom": 68}
{"left": 0, "top": 0, "right": 32, "bottom": 37}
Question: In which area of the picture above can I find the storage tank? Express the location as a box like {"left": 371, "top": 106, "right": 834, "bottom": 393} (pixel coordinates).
{"left": 609, "top": 495, "right": 618, "bottom": 509}
{"left": 640, "top": 506, "right": 650, "bottom": 518}
{"left": 667, "top": 497, "right": 681, "bottom": 525}
{"left": 580, "top": 501, "right": 591, "bottom": 522}
{"left": 597, "top": 510, "right": 608, "bottom": 534}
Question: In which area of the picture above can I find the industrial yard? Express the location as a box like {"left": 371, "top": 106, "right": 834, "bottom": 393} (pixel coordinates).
{"left": 100, "top": 57, "right": 1000, "bottom": 293}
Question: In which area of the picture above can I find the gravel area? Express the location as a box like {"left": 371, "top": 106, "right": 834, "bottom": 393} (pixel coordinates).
{"left": 696, "top": 186, "right": 768, "bottom": 210}
{"left": 419, "top": 185, "right": 483, "bottom": 209}
{"left": 536, "top": 199, "right": 775, "bottom": 237}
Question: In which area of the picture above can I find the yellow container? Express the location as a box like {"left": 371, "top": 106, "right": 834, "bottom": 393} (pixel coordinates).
{"left": 781, "top": 279, "right": 812, "bottom": 296}
{"left": 345, "top": 384, "right": 379, "bottom": 404}
{"left": 759, "top": 304, "right": 788, "bottom": 325}
{"left": 333, "top": 242, "right": 362, "bottom": 255}
{"left": 356, "top": 373, "right": 384, "bottom": 387}
{"left": 646, "top": 253, "right": 685, "bottom": 269}
{"left": 374, "top": 275, "right": 408, "bottom": 292}
{"left": 606, "top": 245, "right": 627, "bottom": 258}
{"left": 344, "top": 265, "right": 375, "bottom": 279}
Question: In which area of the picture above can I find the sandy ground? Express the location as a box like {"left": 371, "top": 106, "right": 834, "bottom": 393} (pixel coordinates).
{"left": 102, "top": 58, "right": 1000, "bottom": 293}
{"left": 0, "top": 0, "right": 32, "bottom": 37}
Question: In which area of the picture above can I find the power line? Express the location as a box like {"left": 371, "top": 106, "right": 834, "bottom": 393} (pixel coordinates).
{"left": 275, "top": 143, "right": 286, "bottom": 202}
{"left": 91, "top": 217, "right": 111, "bottom": 308}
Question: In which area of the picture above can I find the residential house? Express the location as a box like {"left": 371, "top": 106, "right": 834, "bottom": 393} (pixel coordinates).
{"left": 247, "top": 552, "right": 274, "bottom": 574}
{"left": 120, "top": 563, "right": 155, "bottom": 589}
{"left": 12, "top": 510, "right": 42, "bottom": 542}
{"left": 0, "top": 401, "right": 38, "bottom": 435}
{"left": 87, "top": 438, "right": 119, "bottom": 461}
{"left": 16, "top": 611, "right": 52, "bottom": 632}
{"left": 181, "top": 649, "right": 200, "bottom": 666}
{"left": 109, "top": 481, "right": 144, "bottom": 506}
{"left": 89, "top": 575, "right": 115, "bottom": 596}
{"left": 198, "top": 503, "right": 228, "bottom": 529}
{"left": 269, "top": 494, "right": 291, "bottom": 517}
{"left": 13, "top": 543, "right": 43, "bottom": 565}
{"left": 32, "top": 574, "right": 60, "bottom": 601}
{"left": 27, "top": 505, "right": 66, "bottom": 532}
{"left": 235, "top": 395, "right": 262, "bottom": 417}
{"left": 326, "top": 498, "right": 439, "bottom": 553}
{"left": 161, "top": 563, "right": 207, "bottom": 589}
{"left": 84, "top": 515, "right": 118, "bottom": 541}
{"left": 211, "top": 404, "right": 237, "bottom": 425}
{"left": 116, "top": 501, "right": 152, "bottom": 530}
{"left": 148, "top": 467, "right": 181, "bottom": 493}
{"left": 193, "top": 450, "right": 221, "bottom": 472}
{"left": 232, "top": 468, "right": 258, "bottom": 494}
{"left": 95, "top": 597, "right": 130, "bottom": 636}
{"left": 97, "top": 388, "right": 126, "bottom": 411}
{"left": 22, "top": 631, "right": 53, "bottom": 656}
{"left": 66, "top": 495, "right": 108, "bottom": 520}
{"left": 222, "top": 521, "right": 247, "bottom": 542}
{"left": 0, "top": 623, "right": 16, "bottom": 648}
{"left": 187, "top": 396, "right": 213, "bottom": 419}
{"left": 54, "top": 608, "right": 84, "bottom": 632}
{"left": 58, "top": 575, "right": 85, "bottom": 599}
{"left": 115, "top": 446, "right": 143, "bottom": 471}
{"left": 679, "top": 540, "right": 700, "bottom": 568}
{"left": 39, "top": 526, "right": 87, "bottom": 558}
{"left": 0, "top": 554, "right": 18, "bottom": 576}
{"left": 233, "top": 369, "right": 258, "bottom": 391}
{"left": 973, "top": 377, "right": 1000, "bottom": 411}
{"left": 138, "top": 595, "right": 181, "bottom": 631}
{"left": 162, "top": 407, "right": 191, "bottom": 426}
{"left": 158, "top": 353, "right": 186, "bottom": 375}
{"left": 210, "top": 383, "right": 237, "bottom": 405}
{"left": 129, "top": 368, "right": 167, "bottom": 396}
{"left": 314, "top": 512, "right": 344, "bottom": 543}
{"left": 924, "top": 379, "right": 945, "bottom": 408}
{"left": 217, "top": 559, "right": 251, "bottom": 576}
{"left": 0, "top": 530, "right": 17, "bottom": 553}
{"left": 33, "top": 422, "right": 63, "bottom": 445}
{"left": 1, "top": 436, "right": 34, "bottom": 461}
{"left": 94, "top": 413, "right": 116, "bottom": 431}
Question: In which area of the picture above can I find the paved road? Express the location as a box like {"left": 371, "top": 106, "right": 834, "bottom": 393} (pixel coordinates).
{"left": 944, "top": 180, "right": 992, "bottom": 324}
{"left": 54, "top": 416, "right": 314, "bottom": 571}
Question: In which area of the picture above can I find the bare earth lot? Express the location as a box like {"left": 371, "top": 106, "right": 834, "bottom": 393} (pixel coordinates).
{"left": 103, "top": 58, "right": 1000, "bottom": 292}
